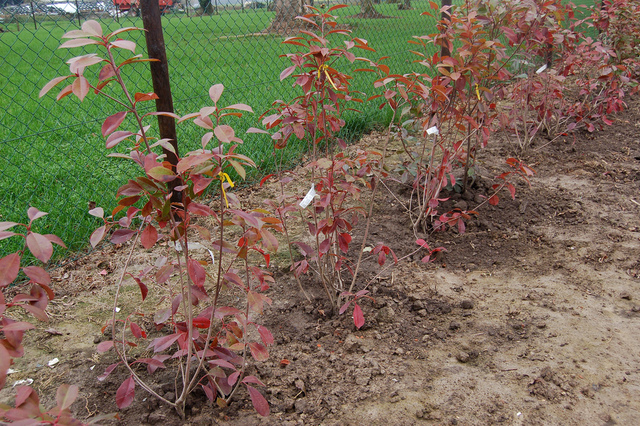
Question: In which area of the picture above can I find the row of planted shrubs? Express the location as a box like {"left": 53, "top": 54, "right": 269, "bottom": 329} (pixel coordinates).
{"left": 1, "top": 0, "right": 638, "bottom": 421}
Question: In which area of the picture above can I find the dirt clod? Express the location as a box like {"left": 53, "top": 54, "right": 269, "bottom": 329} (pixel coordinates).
{"left": 460, "top": 300, "right": 475, "bottom": 309}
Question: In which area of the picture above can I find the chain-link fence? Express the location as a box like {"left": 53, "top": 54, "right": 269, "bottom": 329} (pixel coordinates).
{"left": 0, "top": 0, "right": 436, "bottom": 260}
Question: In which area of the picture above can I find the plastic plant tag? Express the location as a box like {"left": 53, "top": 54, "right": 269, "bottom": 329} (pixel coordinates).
{"left": 427, "top": 126, "right": 439, "bottom": 135}
{"left": 536, "top": 64, "right": 547, "bottom": 74}
{"left": 299, "top": 185, "right": 317, "bottom": 208}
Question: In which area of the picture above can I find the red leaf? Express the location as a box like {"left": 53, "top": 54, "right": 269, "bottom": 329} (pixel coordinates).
{"left": 214, "top": 125, "right": 235, "bottom": 143}
{"left": 488, "top": 194, "right": 499, "bottom": 206}
{"left": 97, "top": 340, "right": 114, "bottom": 353}
{"left": 208, "top": 358, "right": 236, "bottom": 369}
{"left": 261, "top": 229, "right": 278, "bottom": 252}
{"left": 507, "top": 183, "right": 516, "bottom": 200}
{"left": 327, "top": 4, "right": 348, "bottom": 11}
{"left": 338, "top": 233, "right": 351, "bottom": 253}
{"left": 353, "top": 303, "right": 365, "bottom": 329}
{"left": 111, "top": 229, "right": 137, "bottom": 244}
{"left": 89, "top": 207, "right": 104, "bottom": 218}
{"left": 192, "top": 317, "right": 210, "bottom": 329}
{"left": 242, "top": 375, "right": 266, "bottom": 387}
{"left": 106, "top": 130, "right": 133, "bottom": 149}
{"left": 81, "top": 20, "right": 102, "bottom": 36}
{"left": 187, "top": 202, "right": 214, "bottom": 216}
{"left": 71, "top": 75, "right": 90, "bottom": 101}
{"left": 22, "top": 266, "right": 50, "bottom": 285}
{"left": 39, "top": 75, "right": 71, "bottom": 98}
{"left": 230, "top": 210, "right": 263, "bottom": 229}
{"left": 14, "top": 385, "right": 38, "bottom": 408}
{"left": 116, "top": 376, "right": 135, "bottom": 409}
{"left": 248, "top": 342, "right": 269, "bottom": 362}
{"left": 246, "top": 385, "right": 270, "bottom": 417}
{"left": 44, "top": 234, "right": 66, "bottom": 248}
{"left": 0, "top": 222, "right": 18, "bottom": 232}
{"left": 56, "top": 384, "right": 79, "bottom": 411}
{"left": 140, "top": 224, "right": 158, "bottom": 250}
{"left": 209, "top": 84, "right": 224, "bottom": 103}
{"left": 177, "top": 153, "right": 214, "bottom": 174}
{"left": 154, "top": 307, "right": 171, "bottom": 325}
{"left": 98, "top": 63, "right": 116, "bottom": 82}
{"left": 1, "top": 321, "right": 34, "bottom": 332}
{"left": 339, "top": 299, "right": 352, "bottom": 315}
{"left": 280, "top": 65, "right": 296, "bottom": 81}
{"left": 97, "top": 362, "right": 120, "bottom": 381}
{"left": 0, "top": 345, "right": 9, "bottom": 388}
{"left": 247, "top": 127, "right": 269, "bottom": 135}
{"left": 228, "top": 371, "right": 240, "bottom": 386}
{"left": 26, "top": 233, "right": 53, "bottom": 263}
{"left": 130, "top": 322, "right": 146, "bottom": 339}
{"left": 247, "top": 290, "right": 265, "bottom": 315}
{"left": 188, "top": 259, "right": 206, "bottom": 288}
{"left": 147, "top": 166, "right": 176, "bottom": 182}
{"left": 134, "top": 92, "right": 158, "bottom": 103}
{"left": 149, "top": 333, "right": 181, "bottom": 352}
{"left": 133, "top": 277, "right": 148, "bottom": 301}
{"left": 101, "top": 111, "right": 127, "bottom": 137}
{"left": 257, "top": 325, "right": 274, "bottom": 345}
{"left": 225, "top": 103, "right": 253, "bottom": 113}
{"left": 27, "top": 207, "right": 48, "bottom": 221}
{"left": 259, "top": 174, "right": 274, "bottom": 187}
{"left": 0, "top": 253, "right": 21, "bottom": 287}
{"left": 90, "top": 225, "right": 106, "bottom": 248}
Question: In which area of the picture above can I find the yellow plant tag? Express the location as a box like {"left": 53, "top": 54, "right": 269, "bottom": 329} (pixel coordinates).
{"left": 218, "top": 172, "right": 234, "bottom": 208}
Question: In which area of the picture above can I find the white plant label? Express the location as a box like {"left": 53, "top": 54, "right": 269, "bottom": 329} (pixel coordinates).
{"left": 427, "top": 126, "right": 439, "bottom": 135}
{"left": 299, "top": 185, "right": 317, "bottom": 208}
{"left": 536, "top": 64, "right": 547, "bottom": 74}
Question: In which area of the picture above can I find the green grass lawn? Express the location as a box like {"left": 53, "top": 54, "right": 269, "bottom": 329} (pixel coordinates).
{"left": 0, "top": 2, "right": 438, "bottom": 260}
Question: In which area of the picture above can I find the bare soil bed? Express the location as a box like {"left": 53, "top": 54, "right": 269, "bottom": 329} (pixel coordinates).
{"left": 2, "top": 97, "right": 640, "bottom": 425}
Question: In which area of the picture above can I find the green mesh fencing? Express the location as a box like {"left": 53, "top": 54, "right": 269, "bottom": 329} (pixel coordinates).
{"left": 0, "top": 0, "right": 437, "bottom": 261}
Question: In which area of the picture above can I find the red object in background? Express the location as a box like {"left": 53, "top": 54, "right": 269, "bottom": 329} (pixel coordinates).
{"left": 113, "top": 0, "right": 174, "bottom": 15}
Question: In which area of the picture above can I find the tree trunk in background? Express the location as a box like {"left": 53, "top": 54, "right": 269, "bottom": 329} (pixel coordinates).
{"left": 269, "top": 0, "right": 304, "bottom": 33}
{"left": 398, "top": 0, "right": 412, "bottom": 11}
{"left": 198, "top": 0, "right": 214, "bottom": 14}
{"left": 359, "top": 0, "right": 384, "bottom": 18}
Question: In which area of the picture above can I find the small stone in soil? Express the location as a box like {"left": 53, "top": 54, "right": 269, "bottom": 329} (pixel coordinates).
{"left": 294, "top": 398, "right": 308, "bottom": 414}
{"left": 456, "top": 351, "right": 470, "bottom": 363}
{"left": 376, "top": 306, "right": 396, "bottom": 323}
{"left": 449, "top": 321, "right": 461, "bottom": 331}
{"left": 461, "top": 300, "right": 475, "bottom": 309}
{"left": 620, "top": 291, "right": 632, "bottom": 300}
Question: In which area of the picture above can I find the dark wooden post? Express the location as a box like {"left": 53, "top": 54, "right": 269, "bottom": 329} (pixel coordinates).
{"left": 29, "top": 1, "right": 37, "bottom": 29}
{"left": 440, "top": 0, "right": 452, "bottom": 59}
{"left": 140, "top": 0, "right": 182, "bottom": 205}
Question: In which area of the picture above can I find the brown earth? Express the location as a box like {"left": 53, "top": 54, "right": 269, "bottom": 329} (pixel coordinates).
{"left": 2, "top": 97, "right": 640, "bottom": 425}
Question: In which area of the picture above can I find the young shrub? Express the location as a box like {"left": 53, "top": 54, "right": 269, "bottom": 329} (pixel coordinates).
{"left": 0, "top": 211, "right": 101, "bottom": 424}
{"left": 41, "top": 21, "right": 276, "bottom": 418}
{"left": 255, "top": 5, "right": 396, "bottom": 328}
